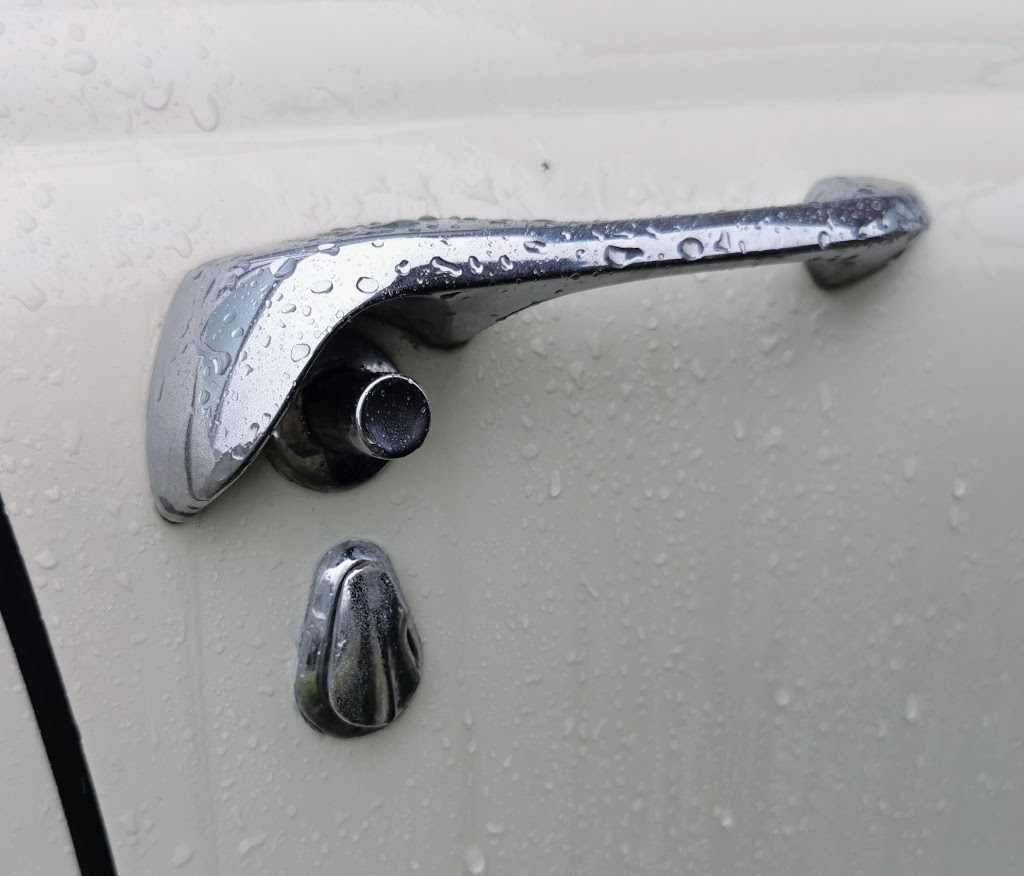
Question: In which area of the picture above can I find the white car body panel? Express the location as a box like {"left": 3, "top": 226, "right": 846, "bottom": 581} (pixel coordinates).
{"left": 2, "top": 2, "right": 1024, "bottom": 873}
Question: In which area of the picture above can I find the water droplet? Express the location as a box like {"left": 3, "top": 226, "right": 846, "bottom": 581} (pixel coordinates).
{"left": 356, "top": 276, "right": 379, "bottom": 294}
{"left": 548, "top": 470, "right": 562, "bottom": 498}
{"left": 395, "top": 260, "right": 411, "bottom": 277}
{"left": 168, "top": 231, "right": 192, "bottom": 258}
{"left": 142, "top": 81, "right": 174, "bottom": 111}
{"left": 761, "top": 425, "right": 784, "bottom": 450}
{"left": 952, "top": 477, "right": 967, "bottom": 499}
{"left": 818, "top": 231, "right": 832, "bottom": 249}
{"left": 209, "top": 350, "right": 232, "bottom": 375}
{"left": 468, "top": 256, "right": 484, "bottom": 274}
{"left": 32, "top": 185, "right": 53, "bottom": 210}
{"left": 718, "top": 808, "right": 735, "bottom": 829}
{"left": 498, "top": 255, "right": 514, "bottom": 271}
{"left": 269, "top": 257, "right": 296, "bottom": 279}
{"left": 463, "top": 844, "right": 486, "bottom": 874}
{"left": 291, "top": 343, "right": 311, "bottom": 362}
{"left": 774, "top": 687, "right": 792, "bottom": 707}
{"left": 34, "top": 548, "right": 58, "bottom": 570}
{"left": 171, "top": 843, "right": 194, "bottom": 868}
{"left": 17, "top": 210, "right": 37, "bottom": 234}
{"left": 903, "top": 457, "right": 918, "bottom": 481}
{"left": 604, "top": 245, "right": 644, "bottom": 267}
{"left": 189, "top": 95, "right": 220, "bottom": 132}
{"left": 238, "top": 834, "right": 267, "bottom": 856}
{"left": 12, "top": 282, "right": 46, "bottom": 312}
{"left": 521, "top": 443, "right": 539, "bottom": 460}
{"left": 62, "top": 50, "right": 97, "bottom": 75}
{"left": 430, "top": 256, "right": 463, "bottom": 277}
{"left": 309, "top": 280, "right": 333, "bottom": 294}
{"left": 523, "top": 239, "right": 547, "bottom": 254}
{"left": 678, "top": 237, "right": 704, "bottom": 260}
{"left": 904, "top": 693, "right": 920, "bottom": 723}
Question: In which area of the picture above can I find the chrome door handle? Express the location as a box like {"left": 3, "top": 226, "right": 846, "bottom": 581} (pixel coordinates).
{"left": 147, "top": 177, "right": 928, "bottom": 521}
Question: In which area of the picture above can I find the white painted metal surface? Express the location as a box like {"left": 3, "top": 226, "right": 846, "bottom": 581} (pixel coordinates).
{"left": 3, "top": 2, "right": 1024, "bottom": 873}
{"left": 0, "top": 629, "right": 76, "bottom": 874}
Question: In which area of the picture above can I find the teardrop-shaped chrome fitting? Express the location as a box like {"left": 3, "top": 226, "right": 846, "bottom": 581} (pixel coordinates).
{"left": 295, "top": 540, "right": 422, "bottom": 738}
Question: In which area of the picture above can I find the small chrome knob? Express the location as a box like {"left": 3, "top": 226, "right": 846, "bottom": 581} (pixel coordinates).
{"left": 263, "top": 334, "right": 431, "bottom": 491}
{"left": 304, "top": 371, "right": 430, "bottom": 461}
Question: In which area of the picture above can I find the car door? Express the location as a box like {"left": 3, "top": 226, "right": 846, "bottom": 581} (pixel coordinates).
{"left": 0, "top": 627, "right": 77, "bottom": 875}
{"left": 3, "top": 1, "right": 1024, "bottom": 874}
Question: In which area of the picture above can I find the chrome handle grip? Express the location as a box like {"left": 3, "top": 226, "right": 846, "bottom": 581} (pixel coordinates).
{"left": 147, "top": 177, "right": 928, "bottom": 521}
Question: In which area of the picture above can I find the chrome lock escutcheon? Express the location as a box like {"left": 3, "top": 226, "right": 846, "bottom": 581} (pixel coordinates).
{"left": 295, "top": 539, "right": 422, "bottom": 738}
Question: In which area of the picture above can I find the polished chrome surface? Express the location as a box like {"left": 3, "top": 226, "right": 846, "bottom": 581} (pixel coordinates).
{"left": 314, "top": 373, "right": 429, "bottom": 461}
{"left": 147, "top": 177, "right": 928, "bottom": 521}
{"left": 263, "top": 333, "right": 431, "bottom": 491}
{"left": 295, "top": 539, "right": 422, "bottom": 738}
